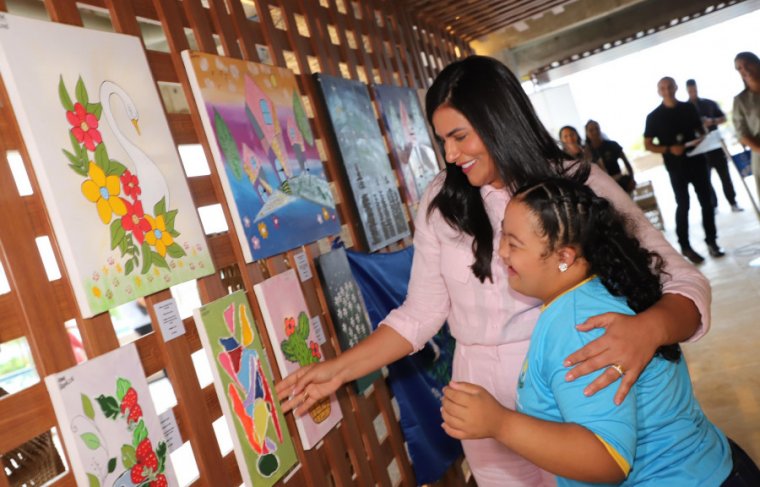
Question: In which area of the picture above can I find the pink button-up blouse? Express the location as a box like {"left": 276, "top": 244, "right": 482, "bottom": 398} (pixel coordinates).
{"left": 383, "top": 164, "right": 710, "bottom": 352}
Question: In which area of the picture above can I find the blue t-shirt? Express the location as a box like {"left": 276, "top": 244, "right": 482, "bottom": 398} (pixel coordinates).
{"left": 516, "top": 278, "right": 732, "bottom": 486}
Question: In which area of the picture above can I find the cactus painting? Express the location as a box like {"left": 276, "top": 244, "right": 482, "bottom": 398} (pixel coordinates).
{"left": 254, "top": 269, "right": 342, "bottom": 449}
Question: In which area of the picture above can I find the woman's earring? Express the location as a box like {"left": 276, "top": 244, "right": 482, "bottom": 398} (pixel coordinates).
{"left": 558, "top": 262, "right": 569, "bottom": 273}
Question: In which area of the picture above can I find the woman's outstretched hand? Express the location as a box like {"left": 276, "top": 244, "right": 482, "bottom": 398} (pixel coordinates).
{"left": 275, "top": 360, "right": 343, "bottom": 416}
{"left": 563, "top": 311, "right": 659, "bottom": 405}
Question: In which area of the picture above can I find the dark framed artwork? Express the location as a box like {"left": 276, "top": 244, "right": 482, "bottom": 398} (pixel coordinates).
{"left": 313, "top": 74, "right": 410, "bottom": 251}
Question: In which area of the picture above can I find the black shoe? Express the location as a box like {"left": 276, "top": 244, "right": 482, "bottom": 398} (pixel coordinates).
{"left": 707, "top": 243, "right": 726, "bottom": 258}
{"left": 682, "top": 247, "right": 705, "bottom": 264}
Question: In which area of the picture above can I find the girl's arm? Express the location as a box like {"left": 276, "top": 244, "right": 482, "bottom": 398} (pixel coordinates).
{"left": 568, "top": 165, "right": 709, "bottom": 404}
{"left": 441, "top": 382, "right": 627, "bottom": 483}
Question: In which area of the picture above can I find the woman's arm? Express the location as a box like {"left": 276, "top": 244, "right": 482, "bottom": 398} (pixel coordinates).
{"left": 566, "top": 165, "right": 709, "bottom": 404}
{"left": 441, "top": 382, "right": 626, "bottom": 483}
{"left": 278, "top": 174, "right": 451, "bottom": 413}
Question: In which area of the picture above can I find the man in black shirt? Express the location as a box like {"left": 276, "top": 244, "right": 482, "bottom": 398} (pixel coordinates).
{"left": 686, "top": 79, "right": 743, "bottom": 212}
{"left": 644, "top": 77, "right": 725, "bottom": 264}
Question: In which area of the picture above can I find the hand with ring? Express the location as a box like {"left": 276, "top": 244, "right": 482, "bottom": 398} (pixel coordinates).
{"left": 609, "top": 363, "right": 625, "bottom": 377}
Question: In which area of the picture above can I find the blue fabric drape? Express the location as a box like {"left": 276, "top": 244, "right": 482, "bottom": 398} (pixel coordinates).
{"left": 344, "top": 245, "right": 462, "bottom": 485}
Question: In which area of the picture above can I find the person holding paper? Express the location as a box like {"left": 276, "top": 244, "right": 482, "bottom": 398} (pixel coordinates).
{"left": 644, "top": 77, "right": 725, "bottom": 264}
{"left": 686, "top": 78, "right": 743, "bottom": 212}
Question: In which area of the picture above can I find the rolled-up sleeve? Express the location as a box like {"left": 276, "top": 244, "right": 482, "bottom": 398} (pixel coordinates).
{"left": 586, "top": 165, "right": 711, "bottom": 341}
{"left": 381, "top": 173, "right": 451, "bottom": 351}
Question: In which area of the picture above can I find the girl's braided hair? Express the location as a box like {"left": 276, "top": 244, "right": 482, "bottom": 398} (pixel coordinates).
{"left": 514, "top": 178, "right": 680, "bottom": 361}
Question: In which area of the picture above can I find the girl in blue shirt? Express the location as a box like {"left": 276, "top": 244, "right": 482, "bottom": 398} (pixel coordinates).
{"left": 441, "top": 178, "right": 759, "bottom": 485}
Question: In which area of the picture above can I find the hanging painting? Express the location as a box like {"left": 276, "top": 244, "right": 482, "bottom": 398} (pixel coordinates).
{"left": 316, "top": 247, "right": 380, "bottom": 393}
{"left": 182, "top": 51, "right": 340, "bottom": 262}
{"left": 193, "top": 291, "right": 297, "bottom": 486}
{"left": 373, "top": 84, "right": 439, "bottom": 210}
{"left": 44, "top": 344, "right": 177, "bottom": 487}
{"left": 253, "top": 269, "right": 342, "bottom": 449}
{"left": 0, "top": 14, "right": 213, "bottom": 317}
{"left": 313, "top": 74, "right": 410, "bottom": 251}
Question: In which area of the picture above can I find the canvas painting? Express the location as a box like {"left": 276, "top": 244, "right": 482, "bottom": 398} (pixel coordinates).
{"left": 316, "top": 248, "right": 380, "bottom": 393}
{"left": 0, "top": 14, "right": 213, "bottom": 317}
{"left": 44, "top": 344, "right": 177, "bottom": 487}
{"left": 314, "top": 74, "right": 410, "bottom": 251}
{"left": 253, "top": 269, "right": 342, "bottom": 449}
{"left": 415, "top": 88, "right": 445, "bottom": 174}
{"left": 373, "top": 84, "right": 439, "bottom": 208}
{"left": 182, "top": 51, "right": 341, "bottom": 262}
{"left": 193, "top": 291, "right": 297, "bottom": 486}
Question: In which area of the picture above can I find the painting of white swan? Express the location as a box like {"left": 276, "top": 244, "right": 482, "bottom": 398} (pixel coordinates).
{"left": 0, "top": 13, "right": 214, "bottom": 317}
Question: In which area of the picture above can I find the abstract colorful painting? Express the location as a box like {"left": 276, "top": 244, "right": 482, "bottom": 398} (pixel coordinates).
{"left": 253, "top": 269, "right": 342, "bottom": 449}
{"left": 316, "top": 248, "right": 380, "bottom": 393}
{"left": 0, "top": 14, "right": 213, "bottom": 317}
{"left": 44, "top": 344, "right": 177, "bottom": 487}
{"left": 182, "top": 51, "right": 340, "bottom": 261}
{"left": 314, "top": 74, "right": 410, "bottom": 251}
{"left": 373, "top": 84, "right": 439, "bottom": 208}
{"left": 193, "top": 291, "right": 297, "bottom": 486}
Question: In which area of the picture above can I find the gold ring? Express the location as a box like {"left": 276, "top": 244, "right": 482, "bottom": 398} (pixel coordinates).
{"left": 609, "top": 364, "right": 625, "bottom": 377}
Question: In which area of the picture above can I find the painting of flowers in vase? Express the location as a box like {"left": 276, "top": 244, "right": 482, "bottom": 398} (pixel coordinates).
{"left": 0, "top": 13, "right": 213, "bottom": 317}
{"left": 193, "top": 291, "right": 297, "bottom": 486}
{"left": 43, "top": 344, "right": 177, "bottom": 487}
{"left": 182, "top": 51, "right": 340, "bottom": 262}
{"left": 253, "top": 269, "right": 342, "bottom": 449}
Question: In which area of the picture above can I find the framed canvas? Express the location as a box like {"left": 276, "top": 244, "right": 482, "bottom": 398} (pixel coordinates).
{"left": 313, "top": 74, "right": 410, "bottom": 251}
{"left": 253, "top": 269, "right": 342, "bottom": 449}
{"left": 415, "top": 88, "right": 445, "bottom": 173}
{"left": 193, "top": 291, "right": 297, "bottom": 486}
{"left": 315, "top": 247, "right": 380, "bottom": 393}
{"left": 373, "top": 84, "right": 440, "bottom": 209}
{"left": 44, "top": 344, "right": 177, "bottom": 487}
{"left": 0, "top": 13, "right": 213, "bottom": 317}
{"left": 182, "top": 51, "right": 340, "bottom": 262}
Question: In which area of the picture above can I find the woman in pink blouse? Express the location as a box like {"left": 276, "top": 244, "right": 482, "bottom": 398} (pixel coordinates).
{"left": 278, "top": 56, "right": 710, "bottom": 486}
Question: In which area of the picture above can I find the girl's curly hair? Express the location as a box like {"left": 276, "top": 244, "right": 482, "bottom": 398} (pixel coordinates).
{"left": 514, "top": 178, "right": 680, "bottom": 361}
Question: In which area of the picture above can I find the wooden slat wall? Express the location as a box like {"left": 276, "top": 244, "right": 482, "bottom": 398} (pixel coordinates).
{"left": 0, "top": 1, "right": 474, "bottom": 486}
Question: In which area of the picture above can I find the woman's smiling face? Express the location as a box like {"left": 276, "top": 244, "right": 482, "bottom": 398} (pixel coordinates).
{"left": 432, "top": 105, "right": 504, "bottom": 189}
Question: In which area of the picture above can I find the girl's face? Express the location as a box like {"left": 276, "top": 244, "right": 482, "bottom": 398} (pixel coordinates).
{"left": 498, "top": 199, "right": 561, "bottom": 302}
{"left": 560, "top": 128, "right": 579, "bottom": 147}
{"left": 432, "top": 105, "right": 505, "bottom": 188}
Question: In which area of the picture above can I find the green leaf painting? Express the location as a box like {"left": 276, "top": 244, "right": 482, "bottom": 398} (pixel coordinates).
{"left": 82, "top": 394, "right": 95, "bottom": 420}
{"left": 59, "top": 76, "right": 74, "bottom": 111}
{"left": 293, "top": 89, "right": 314, "bottom": 146}
{"left": 122, "top": 444, "right": 137, "bottom": 469}
{"left": 80, "top": 432, "right": 100, "bottom": 450}
{"left": 214, "top": 109, "right": 243, "bottom": 180}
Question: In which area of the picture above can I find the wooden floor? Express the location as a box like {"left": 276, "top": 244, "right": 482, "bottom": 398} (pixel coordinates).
{"left": 640, "top": 163, "right": 760, "bottom": 462}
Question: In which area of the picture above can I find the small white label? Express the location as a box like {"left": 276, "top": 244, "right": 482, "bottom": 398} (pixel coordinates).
{"left": 154, "top": 298, "right": 186, "bottom": 341}
{"left": 159, "top": 409, "right": 182, "bottom": 453}
{"left": 310, "top": 315, "right": 326, "bottom": 345}
{"left": 294, "top": 250, "right": 313, "bottom": 282}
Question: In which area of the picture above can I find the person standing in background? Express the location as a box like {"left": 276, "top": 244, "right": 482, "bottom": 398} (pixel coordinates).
{"left": 644, "top": 77, "right": 725, "bottom": 264}
{"left": 686, "top": 79, "right": 743, "bottom": 212}
{"left": 732, "top": 52, "right": 760, "bottom": 199}
{"left": 558, "top": 126, "right": 587, "bottom": 160}
{"left": 585, "top": 119, "right": 636, "bottom": 193}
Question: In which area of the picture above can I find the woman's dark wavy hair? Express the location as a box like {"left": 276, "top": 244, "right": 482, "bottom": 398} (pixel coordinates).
{"left": 514, "top": 178, "right": 679, "bottom": 361}
{"left": 735, "top": 51, "right": 760, "bottom": 89}
{"left": 425, "top": 55, "right": 589, "bottom": 282}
